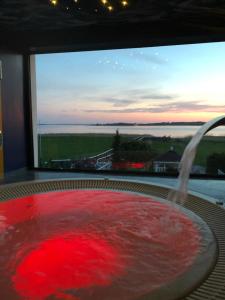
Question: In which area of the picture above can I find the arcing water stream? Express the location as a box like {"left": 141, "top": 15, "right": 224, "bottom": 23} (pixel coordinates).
{"left": 168, "top": 115, "right": 225, "bottom": 205}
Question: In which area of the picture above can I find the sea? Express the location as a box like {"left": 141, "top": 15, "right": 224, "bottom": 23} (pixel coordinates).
{"left": 37, "top": 124, "right": 225, "bottom": 138}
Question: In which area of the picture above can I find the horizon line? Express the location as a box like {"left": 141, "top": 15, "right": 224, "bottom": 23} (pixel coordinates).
{"left": 38, "top": 121, "right": 206, "bottom": 126}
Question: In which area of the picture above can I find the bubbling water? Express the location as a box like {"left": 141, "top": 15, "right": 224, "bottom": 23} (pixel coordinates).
{"left": 0, "top": 190, "right": 204, "bottom": 300}
{"left": 168, "top": 115, "right": 225, "bottom": 205}
{"left": 0, "top": 116, "right": 223, "bottom": 300}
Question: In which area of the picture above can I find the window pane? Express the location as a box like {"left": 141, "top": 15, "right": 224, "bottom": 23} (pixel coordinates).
{"left": 34, "top": 43, "right": 225, "bottom": 175}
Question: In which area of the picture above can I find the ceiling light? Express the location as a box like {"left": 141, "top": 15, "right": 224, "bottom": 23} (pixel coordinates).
{"left": 121, "top": 1, "right": 128, "bottom": 7}
{"left": 49, "top": 0, "right": 132, "bottom": 14}
{"left": 107, "top": 5, "right": 114, "bottom": 11}
{"left": 50, "top": 0, "right": 58, "bottom": 6}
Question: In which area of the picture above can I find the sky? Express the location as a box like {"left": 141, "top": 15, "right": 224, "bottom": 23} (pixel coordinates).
{"left": 36, "top": 42, "right": 225, "bottom": 124}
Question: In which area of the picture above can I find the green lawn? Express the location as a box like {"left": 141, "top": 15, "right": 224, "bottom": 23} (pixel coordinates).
{"left": 39, "top": 134, "right": 130, "bottom": 162}
{"left": 195, "top": 138, "right": 225, "bottom": 165}
{"left": 38, "top": 134, "right": 225, "bottom": 168}
{"left": 151, "top": 136, "right": 225, "bottom": 166}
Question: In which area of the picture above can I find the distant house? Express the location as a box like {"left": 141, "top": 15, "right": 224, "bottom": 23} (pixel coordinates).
{"left": 153, "top": 148, "right": 181, "bottom": 173}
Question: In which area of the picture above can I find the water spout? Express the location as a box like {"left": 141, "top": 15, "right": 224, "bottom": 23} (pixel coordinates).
{"left": 168, "top": 115, "right": 225, "bottom": 205}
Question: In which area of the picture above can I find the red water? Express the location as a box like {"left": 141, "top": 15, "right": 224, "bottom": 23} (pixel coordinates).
{"left": 0, "top": 190, "right": 200, "bottom": 300}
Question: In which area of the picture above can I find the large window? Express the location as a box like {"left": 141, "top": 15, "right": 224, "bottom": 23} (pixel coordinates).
{"left": 32, "top": 43, "right": 225, "bottom": 175}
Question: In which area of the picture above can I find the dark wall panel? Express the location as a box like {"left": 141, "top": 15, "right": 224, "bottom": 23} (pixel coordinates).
{"left": 0, "top": 53, "right": 28, "bottom": 172}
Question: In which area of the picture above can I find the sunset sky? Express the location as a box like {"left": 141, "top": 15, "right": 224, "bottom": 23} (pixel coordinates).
{"left": 36, "top": 42, "right": 225, "bottom": 124}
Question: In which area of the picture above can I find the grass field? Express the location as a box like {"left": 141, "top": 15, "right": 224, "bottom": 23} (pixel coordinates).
{"left": 39, "top": 134, "right": 131, "bottom": 161}
{"left": 149, "top": 136, "right": 225, "bottom": 166}
{"left": 38, "top": 134, "right": 225, "bottom": 167}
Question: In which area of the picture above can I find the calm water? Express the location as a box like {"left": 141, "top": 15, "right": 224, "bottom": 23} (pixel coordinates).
{"left": 38, "top": 124, "right": 225, "bottom": 137}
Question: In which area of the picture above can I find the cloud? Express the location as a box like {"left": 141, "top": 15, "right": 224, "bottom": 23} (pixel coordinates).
{"left": 141, "top": 94, "right": 174, "bottom": 100}
{"left": 153, "top": 101, "right": 225, "bottom": 113}
{"left": 104, "top": 98, "right": 137, "bottom": 107}
{"left": 124, "top": 88, "right": 176, "bottom": 101}
{"left": 85, "top": 108, "right": 152, "bottom": 113}
{"left": 84, "top": 101, "right": 225, "bottom": 114}
{"left": 61, "top": 109, "right": 77, "bottom": 113}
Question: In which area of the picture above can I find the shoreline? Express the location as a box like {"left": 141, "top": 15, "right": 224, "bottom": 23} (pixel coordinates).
{"left": 37, "top": 133, "right": 225, "bottom": 139}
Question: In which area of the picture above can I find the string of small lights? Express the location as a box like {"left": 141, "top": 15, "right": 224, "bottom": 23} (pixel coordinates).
{"left": 49, "top": 0, "right": 130, "bottom": 14}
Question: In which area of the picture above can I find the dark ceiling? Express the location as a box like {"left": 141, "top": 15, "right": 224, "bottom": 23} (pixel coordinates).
{"left": 1, "top": 0, "right": 225, "bottom": 53}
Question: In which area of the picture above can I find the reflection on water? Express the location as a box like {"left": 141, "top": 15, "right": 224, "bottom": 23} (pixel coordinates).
{"left": 0, "top": 190, "right": 202, "bottom": 300}
{"left": 38, "top": 124, "right": 225, "bottom": 137}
